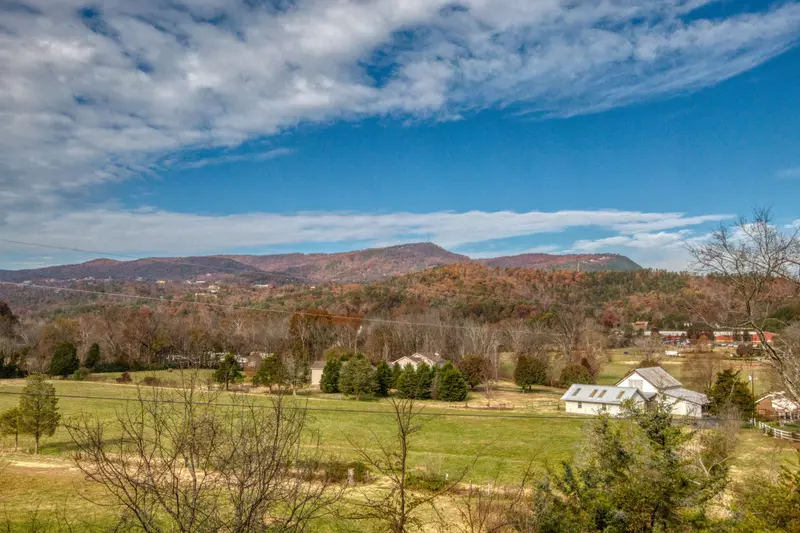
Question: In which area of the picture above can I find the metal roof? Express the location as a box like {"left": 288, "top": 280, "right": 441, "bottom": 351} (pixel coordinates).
{"left": 618, "top": 366, "right": 682, "bottom": 389}
{"left": 662, "top": 388, "right": 709, "bottom": 405}
{"left": 561, "top": 384, "right": 646, "bottom": 405}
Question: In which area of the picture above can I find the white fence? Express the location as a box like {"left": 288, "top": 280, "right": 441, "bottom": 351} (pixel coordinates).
{"left": 759, "top": 421, "right": 800, "bottom": 442}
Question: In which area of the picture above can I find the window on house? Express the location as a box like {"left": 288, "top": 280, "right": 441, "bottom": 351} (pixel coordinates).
{"left": 577, "top": 402, "right": 582, "bottom": 409}
{"left": 572, "top": 388, "right": 581, "bottom": 396}
{"left": 589, "top": 389, "right": 598, "bottom": 398}
{"left": 616, "top": 391, "right": 626, "bottom": 399}
{"left": 598, "top": 390, "right": 607, "bottom": 398}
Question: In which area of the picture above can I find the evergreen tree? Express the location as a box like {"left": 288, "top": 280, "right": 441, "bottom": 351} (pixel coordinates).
{"left": 252, "top": 354, "right": 286, "bottom": 392}
{"left": 514, "top": 355, "right": 548, "bottom": 392}
{"left": 338, "top": 358, "right": 375, "bottom": 400}
{"left": 391, "top": 362, "right": 402, "bottom": 387}
{"left": 438, "top": 363, "right": 468, "bottom": 402}
{"left": 708, "top": 369, "right": 755, "bottom": 418}
{"left": 84, "top": 343, "right": 101, "bottom": 369}
{"left": 321, "top": 357, "right": 344, "bottom": 393}
{"left": 214, "top": 354, "right": 243, "bottom": 391}
{"left": 560, "top": 363, "right": 595, "bottom": 387}
{"left": 18, "top": 375, "right": 60, "bottom": 454}
{"left": 375, "top": 361, "right": 393, "bottom": 397}
{"left": 415, "top": 363, "right": 434, "bottom": 400}
{"left": 396, "top": 364, "right": 419, "bottom": 399}
{"left": 0, "top": 407, "right": 20, "bottom": 450}
{"left": 50, "top": 341, "right": 79, "bottom": 377}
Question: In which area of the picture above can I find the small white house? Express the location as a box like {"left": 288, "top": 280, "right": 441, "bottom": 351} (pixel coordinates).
{"left": 310, "top": 360, "right": 326, "bottom": 387}
{"left": 561, "top": 385, "right": 652, "bottom": 415}
{"left": 391, "top": 353, "right": 443, "bottom": 370}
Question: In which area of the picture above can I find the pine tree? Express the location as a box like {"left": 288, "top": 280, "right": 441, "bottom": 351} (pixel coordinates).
{"left": 415, "top": 363, "right": 434, "bottom": 400}
{"left": 214, "top": 354, "right": 243, "bottom": 391}
{"left": 321, "top": 358, "right": 344, "bottom": 393}
{"left": 85, "top": 343, "right": 101, "bottom": 369}
{"left": 375, "top": 361, "right": 393, "bottom": 397}
{"left": 18, "top": 375, "right": 60, "bottom": 454}
{"left": 396, "top": 364, "right": 419, "bottom": 399}
{"left": 708, "top": 369, "right": 755, "bottom": 418}
{"left": 438, "top": 363, "right": 468, "bottom": 402}
{"left": 391, "top": 362, "right": 402, "bottom": 388}
{"left": 50, "top": 341, "right": 79, "bottom": 377}
{"left": 252, "top": 354, "right": 286, "bottom": 392}
{"left": 338, "top": 358, "right": 375, "bottom": 400}
{"left": 0, "top": 407, "right": 20, "bottom": 450}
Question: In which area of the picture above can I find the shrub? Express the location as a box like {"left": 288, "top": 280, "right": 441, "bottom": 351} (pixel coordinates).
{"left": 405, "top": 471, "right": 448, "bottom": 492}
{"left": 94, "top": 361, "right": 130, "bottom": 373}
{"left": 458, "top": 355, "right": 490, "bottom": 389}
{"left": 560, "top": 364, "right": 595, "bottom": 387}
{"left": 141, "top": 376, "right": 161, "bottom": 387}
{"left": 116, "top": 371, "right": 132, "bottom": 384}
{"left": 73, "top": 367, "right": 91, "bottom": 381}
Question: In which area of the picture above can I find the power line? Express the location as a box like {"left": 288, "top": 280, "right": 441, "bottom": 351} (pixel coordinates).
{"left": 0, "top": 280, "right": 531, "bottom": 333}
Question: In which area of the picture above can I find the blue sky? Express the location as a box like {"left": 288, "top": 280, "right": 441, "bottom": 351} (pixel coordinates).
{"left": 1, "top": 0, "right": 800, "bottom": 270}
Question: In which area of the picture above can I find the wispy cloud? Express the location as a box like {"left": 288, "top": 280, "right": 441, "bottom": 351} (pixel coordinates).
{"left": 1, "top": 0, "right": 799, "bottom": 216}
{"left": 178, "top": 148, "right": 296, "bottom": 169}
{"left": 776, "top": 166, "right": 800, "bottom": 179}
{"left": 0, "top": 208, "right": 730, "bottom": 269}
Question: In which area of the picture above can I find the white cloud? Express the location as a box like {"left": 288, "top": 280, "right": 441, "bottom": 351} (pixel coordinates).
{"left": 777, "top": 167, "right": 800, "bottom": 179}
{"left": 1, "top": 0, "right": 799, "bottom": 216}
{"left": 0, "top": 208, "right": 729, "bottom": 268}
{"left": 567, "top": 230, "right": 715, "bottom": 270}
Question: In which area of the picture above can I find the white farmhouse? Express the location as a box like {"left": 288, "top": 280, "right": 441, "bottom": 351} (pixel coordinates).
{"left": 391, "top": 353, "right": 443, "bottom": 370}
{"left": 616, "top": 366, "right": 708, "bottom": 418}
{"left": 562, "top": 385, "right": 652, "bottom": 415}
{"left": 561, "top": 366, "right": 708, "bottom": 418}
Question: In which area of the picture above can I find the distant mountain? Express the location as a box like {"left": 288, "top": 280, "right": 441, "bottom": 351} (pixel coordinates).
{"left": 0, "top": 243, "right": 641, "bottom": 284}
{"left": 478, "top": 253, "right": 641, "bottom": 272}
{"left": 223, "top": 243, "right": 471, "bottom": 283}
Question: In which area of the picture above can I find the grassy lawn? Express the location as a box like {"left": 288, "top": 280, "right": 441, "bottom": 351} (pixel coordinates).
{"left": 0, "top": 377, "right": 585, "bottom": 484}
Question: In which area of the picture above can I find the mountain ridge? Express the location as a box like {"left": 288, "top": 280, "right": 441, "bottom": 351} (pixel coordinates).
{"left": 0, "top": 243, "right": 641, "bottom": 283}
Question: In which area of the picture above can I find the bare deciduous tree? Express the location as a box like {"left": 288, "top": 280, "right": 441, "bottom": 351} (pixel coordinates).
{"left": 690, "top": 208, "right": 800, "bottom": 402}
{"left": 344, "top": 397, "right": 468, "bottom": 533}
{"left": 67, "top": 375, "right": 343, "bottom": 533}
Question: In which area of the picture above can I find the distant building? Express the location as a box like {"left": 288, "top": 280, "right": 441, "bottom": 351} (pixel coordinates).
{"left": 756, "top": 392, "right": 800, "bottom": 422}
{"left": 310, "top": 360, "right": 326, "bottom": 387}
{"left": 632, "top": 321, "right": 649, "bottom": 331}
{"left": 390, "top": 353, "right": 444, "bottom": 370}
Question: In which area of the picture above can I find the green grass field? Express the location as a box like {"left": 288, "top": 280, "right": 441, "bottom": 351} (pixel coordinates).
{"left": 0, "top": 354, "right": 795, "bottom": 531}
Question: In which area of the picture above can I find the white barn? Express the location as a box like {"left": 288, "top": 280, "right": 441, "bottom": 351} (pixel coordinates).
{"left": 561, "top": 384, "right": 652, "bottom": 415}
{"left": 561, "top": 366, "right": 708, "bottom": 418}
